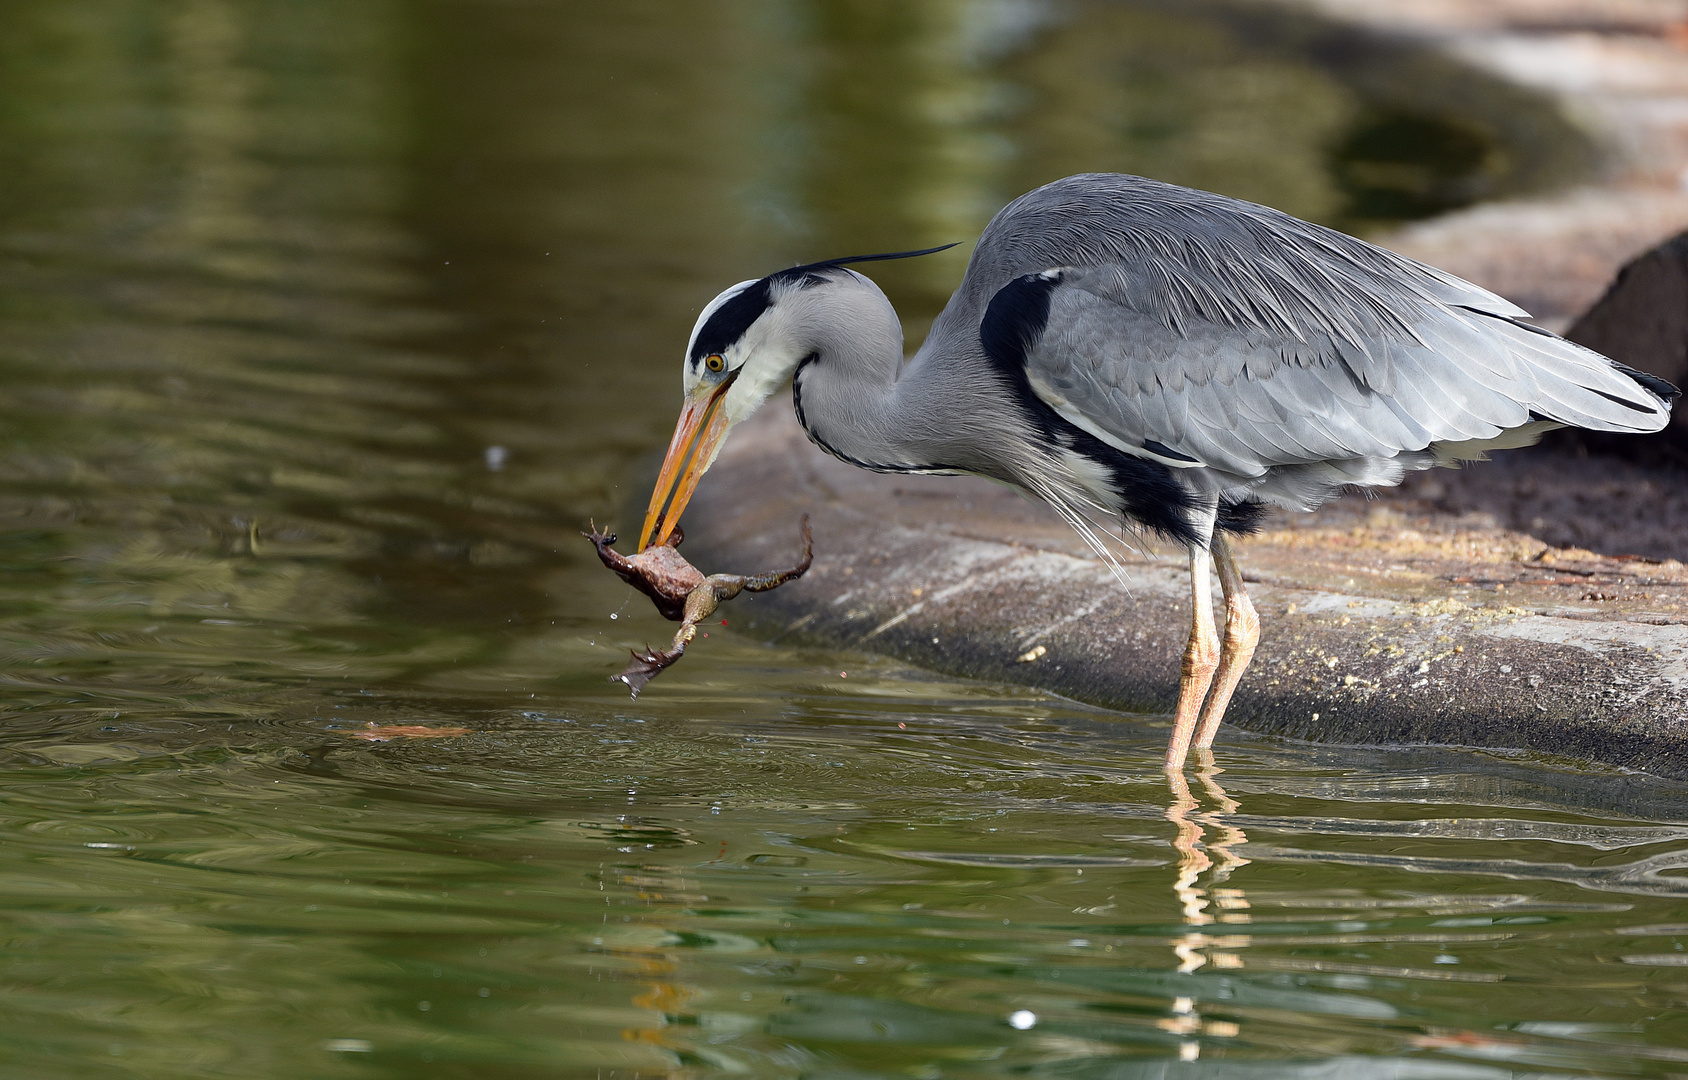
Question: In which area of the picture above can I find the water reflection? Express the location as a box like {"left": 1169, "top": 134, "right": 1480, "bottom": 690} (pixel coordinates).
{"left": 1161, "top": 759, "right": 1251, "bottom": 1060}
{"left": 7, "top": 691, "right": 1688, "bottom": 1074}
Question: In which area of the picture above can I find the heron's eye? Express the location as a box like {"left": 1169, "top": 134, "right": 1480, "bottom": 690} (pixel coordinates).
{"left": 705, "top": 354, "right": 726, "bottom": 373}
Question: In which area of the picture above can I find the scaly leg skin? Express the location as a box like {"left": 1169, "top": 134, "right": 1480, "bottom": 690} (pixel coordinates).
{"left": 1164, "top": 543, "right": 1220, "bottom": 772}
{"left": 1191, "top": 533, "right": 1260, "bottom": 752}
{"left": 612, "top": 583, "right": 722, "bottom": 697}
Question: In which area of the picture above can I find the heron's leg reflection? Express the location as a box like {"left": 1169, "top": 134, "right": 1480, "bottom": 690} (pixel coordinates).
{"left": 1165, "top": 544, "right": 1220, "bottom": 771}
{"left": 1192, "top": 535, "right": 1259, "bottom": 751}
{"left": 1164, "top": 760, "right": 1253, "bottom": 978}
{"left": 1193, "top": 752, "right": 1252, "bottom": 929}
{"left": 1164, "top": 767, "right": 1213, "bottom": 974}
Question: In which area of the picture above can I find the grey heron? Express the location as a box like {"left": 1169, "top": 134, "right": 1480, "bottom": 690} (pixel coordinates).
{"left": 638, "top": 172, "right": 1676, "bottom": 770}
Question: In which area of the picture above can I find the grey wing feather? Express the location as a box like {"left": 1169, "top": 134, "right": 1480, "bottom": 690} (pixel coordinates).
{"left": 964, "top": 174, "right": 1670, "bottom": 481}
{"left": 946, "top": 174, "right": 1529, "bottom": 348}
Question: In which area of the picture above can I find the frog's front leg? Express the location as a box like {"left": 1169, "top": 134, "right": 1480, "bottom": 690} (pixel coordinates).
{"left": 610, "top": 582, "right": 721, "bottom": 697}
{"left": 583, "top": 526, "right": 639, "bottom": 584}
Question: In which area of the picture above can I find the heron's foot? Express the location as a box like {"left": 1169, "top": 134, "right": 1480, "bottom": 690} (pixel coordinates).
{"left": 612, "top": 644, "right": 685, "bottom": 698}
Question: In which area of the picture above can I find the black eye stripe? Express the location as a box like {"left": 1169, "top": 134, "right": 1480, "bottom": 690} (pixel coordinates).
{"left": 690, "top": 279, "right": 773, "bottom": 362}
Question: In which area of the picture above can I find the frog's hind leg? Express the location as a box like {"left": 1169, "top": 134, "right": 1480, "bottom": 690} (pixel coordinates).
{"left": 690, "top": 516, "right": 812, "bottom": 610}
{"left": 739, "top": 515, "right": 814, "bottom": 593}
{"left": 611, "top": 583, "right": 721, "bottom": 697}
{"left": 612, "top": 645, "right": 679, "bottom": 697}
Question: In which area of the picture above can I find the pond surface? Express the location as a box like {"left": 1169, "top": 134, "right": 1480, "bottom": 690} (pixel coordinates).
{"left": 0, "top": 1, "right": 1682, "bottom": 1077}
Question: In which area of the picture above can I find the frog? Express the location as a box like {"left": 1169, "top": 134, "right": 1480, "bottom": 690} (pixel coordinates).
{"left": 586, "top": 516, "right": 812, "bottom": 696}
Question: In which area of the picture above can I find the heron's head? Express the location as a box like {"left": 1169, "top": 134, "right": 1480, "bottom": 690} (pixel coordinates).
{"left": 639, "top": 245, "right": 955, "bottom": 549}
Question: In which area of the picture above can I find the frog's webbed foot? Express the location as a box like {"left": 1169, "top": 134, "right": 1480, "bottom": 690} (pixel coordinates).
{"left": 611, "top": 584, "right": 715, "bottom": 697}
{"left": 612, "top": 644, "right": 685, "bottom": 697}
{"left": 741, "top": 514, "right": 813, "bottom": 592}
{"left": 583, "top": 521, "right": 616, "bottom": 547}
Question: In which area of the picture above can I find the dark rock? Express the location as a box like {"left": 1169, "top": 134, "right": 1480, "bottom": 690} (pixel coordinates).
{"left": 1564, "top": 229, "right": 1688, "bottom": 458}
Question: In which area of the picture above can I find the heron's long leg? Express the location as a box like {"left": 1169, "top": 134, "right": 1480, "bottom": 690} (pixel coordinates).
{"left": 1192, "top": 534, "right": 1259, "bottom": 751}
{"left": 1165, "top": 544, "right": 1220, "bottom": 771}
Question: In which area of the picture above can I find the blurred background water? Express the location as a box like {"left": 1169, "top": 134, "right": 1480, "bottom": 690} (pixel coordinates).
{"left": 1, "top": 0, "right": 1685, "bottom": 1076}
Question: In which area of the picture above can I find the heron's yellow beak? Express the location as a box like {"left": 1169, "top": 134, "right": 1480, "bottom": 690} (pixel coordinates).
{"left": 639, "top": 377, "right": 735, "bottom": 550}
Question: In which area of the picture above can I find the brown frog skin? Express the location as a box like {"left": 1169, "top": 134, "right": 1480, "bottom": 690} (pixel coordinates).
{"left": 587, "top": 523, "right": 709, "bottom": 621}
{"left": 585, "top": 516, "right": 812, "bottom": 695}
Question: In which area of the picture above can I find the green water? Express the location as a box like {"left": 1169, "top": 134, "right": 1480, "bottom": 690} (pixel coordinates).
{"left": 1, "top": 0, "right": 1682, "bottom": 1076}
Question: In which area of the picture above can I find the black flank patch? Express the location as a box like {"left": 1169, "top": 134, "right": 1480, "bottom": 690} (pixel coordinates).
{"left": 1218, "top": 498, "right": 1267, "bottom": 535}
{"left": 979, "top": 272, "right": 1233, "bottom": 544}
{"left": 979, "top": 271, "right": 1060, "bottom": 368}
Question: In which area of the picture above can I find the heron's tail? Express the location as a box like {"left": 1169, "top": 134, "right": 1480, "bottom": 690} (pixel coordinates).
{"left": 1460, "top": 310, "right": 1676, "bottom": 434}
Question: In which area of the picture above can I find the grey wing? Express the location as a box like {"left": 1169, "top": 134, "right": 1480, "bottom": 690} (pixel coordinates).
{"left": 966, "top": 176, "right": 1671, "bottom": 486}
{"left": 1026, "top": 266, "right": 1670, "bottom": 486}
{"left": 949, "top": 173, "right": 1537, "bottom": 349}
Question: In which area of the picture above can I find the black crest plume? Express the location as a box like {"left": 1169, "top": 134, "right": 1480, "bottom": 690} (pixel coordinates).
{"left": 774, "top": 243, "right": 961, "bottom": 287}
